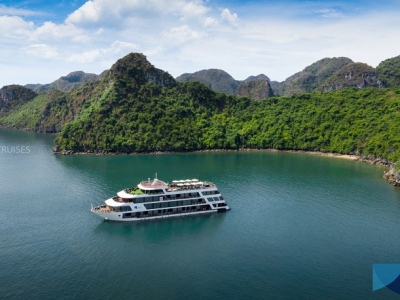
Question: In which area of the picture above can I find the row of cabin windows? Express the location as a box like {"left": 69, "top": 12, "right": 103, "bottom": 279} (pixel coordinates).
{"left": 127, "top": 192, "right": 201, "bottom": 204}
{"left": 212, "top": 203, "right": 228, "bottom": 208}
{"left": 202, "top": 190, "right": 220, "bottom": 196}
{"left": 207, "top": 196, "right": 224, "bottom": 202}
{"left": 110, "top": 206, "right": 131, "bottom": 212}
{"left": 144, "top": 198, "right": 205, "bottom": 209}
{"left": 122, "top": 205, "right": 212, "bottom": 218}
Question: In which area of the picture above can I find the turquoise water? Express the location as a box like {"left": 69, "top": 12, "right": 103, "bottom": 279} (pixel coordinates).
{"left": 1, "top": 128, "right": 400, "bottom": 299}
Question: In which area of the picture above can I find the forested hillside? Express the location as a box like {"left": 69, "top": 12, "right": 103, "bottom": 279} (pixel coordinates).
{"left": 1, "top": 52, "right": 400, "bottom": 166}
{"left": 55, "top": 85, "right": 400, "bottom": 164}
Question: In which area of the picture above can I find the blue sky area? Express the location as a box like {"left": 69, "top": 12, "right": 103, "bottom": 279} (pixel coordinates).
{"left": 1, "top": 0, "right": 400, "bottom": 86}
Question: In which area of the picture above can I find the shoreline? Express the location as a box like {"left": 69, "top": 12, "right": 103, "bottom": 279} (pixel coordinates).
{"left": 0, "top": 126, "right": 394, "bottom": 186}
{"left": 53, "top": 147, "right": 399, "bottom": 186}
{"left": 52, "top": 147, "right": 386, "bottom": 163}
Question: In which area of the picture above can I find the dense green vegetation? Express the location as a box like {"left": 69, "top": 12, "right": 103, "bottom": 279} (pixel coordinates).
{"left": 376, "top": 55, "right": 400, "bottom": 88}
{"left": 0, "top": 94, "right": 47, "bottom": 128}
{"left": 55, "top": 79, "right": 400, "bottom": 163}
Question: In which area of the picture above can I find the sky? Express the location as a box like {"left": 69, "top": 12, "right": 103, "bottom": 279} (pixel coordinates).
{"left": 1, "top": 0, "right": 400, "bottom": 87}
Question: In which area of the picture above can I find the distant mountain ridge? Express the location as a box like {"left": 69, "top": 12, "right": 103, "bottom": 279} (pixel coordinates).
{"left": 15, "top": 55, "right": 400, "bottom": 100}
{"left": 25, "top": 71, "right": 105, "bottom": 93}
{"left": 176, "top": 55, "right": 400, "bottom": 98}
{"left": 176, "top": 69, "right": 273, "bottom": 100}
{"left": 273, "top": 57, "right": 354, "bottom": 96}
{"left": 176, "top": 69, "right": 240, "bottom": 94}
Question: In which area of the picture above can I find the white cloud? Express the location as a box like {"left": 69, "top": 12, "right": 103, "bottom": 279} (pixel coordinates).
{"left": 32, "top": 22, "right": 89, "bottom": 42}
{"left": 66, "top": 0, "right": 102, "bottom": 25}
{"left": 162, "top": 25, "right": 206, "bottom": 45}
{"left": 179, "top": 1, "right": 210, "bottom": 21}
{"left": 67, "top": 41, "right": 138, "bottom": 63}
{"left": 24, "top": 44, "right": 58, "bottom": 59}
{"left": 204, "top": 17, "right": 219, "bottom": 27}
{"left": 66, "top": 0, "right": 210, "bottom": 27}
{"left": 0, "top": 15, "right": 88, "bottom": 43}
{"left": 0, "top": 4, "right": 46, "bottom": 17}
{"left": 220, "top": 8, "right": 239, "bottom": 27}
{"left": 316, "top": 9, "right": 344, "bottom": 18}
{"left": 0, "top": 16, "right": 34, "bottom": 38}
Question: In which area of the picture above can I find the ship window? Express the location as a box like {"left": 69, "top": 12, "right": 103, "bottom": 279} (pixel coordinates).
{"left": 219, "top": 196, "right": 224, "bottom": 200}
{"left": 114, "top": 206, "right": 130, "bottom": 212}
{"left": 213, "top": 197, "right": 219, "bottom": 201}
{"left": 154, "top": 203, "right": 160, "bottom": 209}
{"left": 208, "top": 197, "right": 214, "bottom": 202}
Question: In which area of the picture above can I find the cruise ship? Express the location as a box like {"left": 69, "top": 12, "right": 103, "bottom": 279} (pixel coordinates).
{"left": 91, "top": 177, "right": 230, "bottom": 221}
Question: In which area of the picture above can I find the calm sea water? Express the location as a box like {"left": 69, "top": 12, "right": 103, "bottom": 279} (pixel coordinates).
{"left": 1, "top": 128, "right": 400, "bottom": 299}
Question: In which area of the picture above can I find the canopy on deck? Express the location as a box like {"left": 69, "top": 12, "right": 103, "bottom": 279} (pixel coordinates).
{"left": 117, "top": 190, "right": 136, "bottom": 199}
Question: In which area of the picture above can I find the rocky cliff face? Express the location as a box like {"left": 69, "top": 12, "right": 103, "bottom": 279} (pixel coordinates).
{"left": 273, "top": 57, "right": 354, "bottom": 96}
{"left": 110, "top": 52, "right": 176, "bottom": 91}
{"left": 383, "top": 165, "right": 400, "bottom": 187}
{"left": 321, "top": 63, "right": 382, "bottom": 91}
{"left": 236, "top": 79, "right": 274, "bottom": 100}
{"left": 243, "top": 74, "right": 270, "bottom": 82}
{"left": 0, "top": 85, "right": 37, "bottom": 114}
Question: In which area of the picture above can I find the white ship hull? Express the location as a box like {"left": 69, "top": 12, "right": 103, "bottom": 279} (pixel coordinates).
{"left": 92, "top": 207, "right": 230, "bottom": 222}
